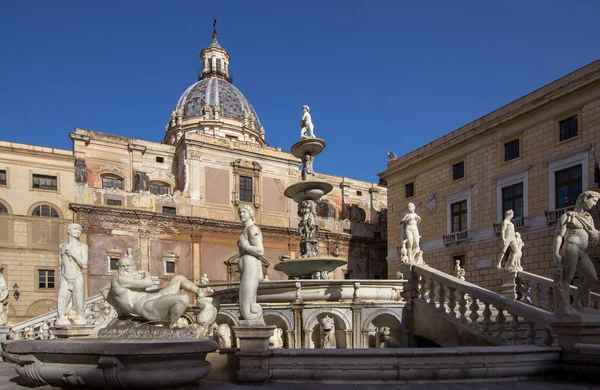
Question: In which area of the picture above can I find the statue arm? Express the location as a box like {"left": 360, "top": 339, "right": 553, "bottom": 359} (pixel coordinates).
{"left": 115, "top": 273, "right": 154, "bottom": 289}
{"left": 244, "top": 226, "right": 264, "bottom": 257}
{"left": 415, "top": 214, "right": 421, "bottom": 224}
{"left": 71, "top": 244, "right": 89, "bottom": 269}
{"left": 553, "top": 214, "right": 568, "bottom": 264}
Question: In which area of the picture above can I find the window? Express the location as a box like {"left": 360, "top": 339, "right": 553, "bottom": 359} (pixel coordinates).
{"left": 162, "top": 206, "right": 176, "bottom": 215}
{"left": 106, "top": 199, "right": 122, "bottom": 206}
{"left": 32, "top": 174, "right": 57, "bottom": 191}
{"left": 405, "top": 182, "right": 414, "bottom": 198}
{"left": 0, "top": 169, "right": 6, "bottom": 186}
{"left": 504, "top": 139, "right": 519, "bottom": 161}
{"left": 356, "top": 190, "right": 362, "bottom": 196}
{"left": 374, "top": 231, "right": 382, "bottom": 239}
{"left": 452, "top": 162, "right": 464, "bottom": 180}
{"left": 32, "top": 204, "right": 59, "bottom": 218}
{"left": 216, "top": 58, "right": 222, "bottom": 73}
{"left": 38, "top": 269, "right": 55, "bottom": 289}
{"left": 109, "top": 257, "right": 119, "bottom": 271}
{"left": 102, "top": 176, "right": 123, "bottom": 189}
{"left": 150, "top": 183, "right": 169, "bottom": 195}
{"left": 451, "top": 200, "right": 468, "bottom": 232}
{"left": 502, "top": 183, "right": 524, "bottom": 218}
{"left": 555, "top": 164, "right": 582, "bottom": 208}
{"left": 0, "top": 202, "right": 7, "bottom": 214}
{"left": 165, "top": 260, "right": 175, "bottom": 274}
{"left": 239, "top": 176, "right": 253, "bottom": 203}
{"left": 559, "top": 116, "right": 578, "bottom": 141}
{"left": 156, "top": 156, "right": 164, "bottom": 163}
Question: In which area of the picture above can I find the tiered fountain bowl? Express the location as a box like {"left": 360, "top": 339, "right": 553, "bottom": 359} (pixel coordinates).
{"left": 275, "top": 137, "right": 347, "bottom": 279}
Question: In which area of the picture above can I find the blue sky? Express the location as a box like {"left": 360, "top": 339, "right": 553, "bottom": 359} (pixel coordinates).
{"left": 1, "top": 1, "right": 599, "bottom": 182}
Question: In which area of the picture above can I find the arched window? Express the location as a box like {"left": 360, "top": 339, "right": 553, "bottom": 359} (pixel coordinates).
{"left": 101, "top": 175, "right": 123, "bottom": 190}
{"left": 0, "top": 202, "right": 8, "bottom": 214}
{"left": 149, "top": 182, "right": 170, "bottom": 195}
{"left": 216, "top": 59, "right": 222, "bottom": 73}
{"left": 31, "top": 204, "right": 59, "bottom": 218}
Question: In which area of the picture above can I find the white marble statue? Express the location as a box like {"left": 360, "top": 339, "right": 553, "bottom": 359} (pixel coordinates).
{"left": 102, "top": 252, "right": 211, "bottom": 328}
{"left": 200, "top": 274, "right": 209, "bottom": 285}
{"left": 56, "top": 223, "right": 89, "bottom": 326}
{"left": 454, "top": 259, "right": 466, "bottom": 281}
{"left": 399, "top": 239, "right": 409, "bottom": 264}
{"left": 496, "top": 209, "right": 519, "bottom": 271}
{"left": 269, "top": 327, "right": 284, "bottom": 349}
{"left": 214, "top": 323, "right": 232, "bottom": 348}
{"left": 401, "top": 203, "right": 421, "bottom": 263}
{"left": 506, "top": 232, "right": 524, "bottom": 272}
{"left": 300, "top": 105, "right": 315, "bottom": 139}
{"left": 553, "top": 191, "right": 600, "bottom": 315}
{"left": 0, "top": 270, "right": 9, "bottom": 326}
{"left": 319, "top": 315, "right": 336, "bottom": 349}
{"left": 377, "top": 326, "right": 401, "bottom": 348}
{"left": 237, "top": 204, "right": 265, "bottom": 322}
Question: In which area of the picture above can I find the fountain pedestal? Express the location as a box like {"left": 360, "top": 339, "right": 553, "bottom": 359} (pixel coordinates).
{"left": 233, "top": 325, "right": 275, "bottom": 383}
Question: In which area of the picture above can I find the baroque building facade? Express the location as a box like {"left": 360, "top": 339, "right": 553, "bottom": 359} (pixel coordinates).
{"left": 381, "top": 60, "right": 600, "bottom": 291}
{"left": 0, "top": 30, "right": 387, "bottom": 321}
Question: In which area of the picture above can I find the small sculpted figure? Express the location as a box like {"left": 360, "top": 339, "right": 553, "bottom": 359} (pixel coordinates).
{"left": 269, "top": 327, "right": 284, "bottom": 349}
{"left": 56, "top": 224, "right": 89, "bottom": 326}
{"left": 401, "top": 203, "right": 421, "bottom": 263}
{"left": 319, "top": 315, "right": 336, "bottom": 349}
{"left": 200, "top": 274, "right": 209, "bottom": 285}
{"left": 399, "top": 239, "right": 409, "bottom": 264}
{"left": 237, "top": 205, "right": 265, "bottom": 322}
{"left": 301, "top": 154, "right": 315, "bottom": 181}
{"left": 300, "top": 105, "right": 315, "bottom": 139}
{"left": 497, "top": 209, "right": 518, "bottom": 270}
{"left": 506, "top": 232, "right": 524, "bottom": 272}
{"left": 203, "top": 101, "right": 212, "bottom": 119}
{"left": 553, "top": 191, "right": 600, "bottom": 315}
{"left": 214, "top": 323, "right": 232, "bottom": 348}
{"left": 454, "top": 259, "right": 466, "bottom": 281}
{"left": 378, "top": 326, "right": 401, "bottom": 348}
{"left": 0, "top": 271, "right": 9, "bottom": 326}
{"left": 103, "top": 253, "right": 210, "bottom": 328}
{"left": 213, "top": 103, "right": 221, "bottom": 119}
{"left": 298, "top": 200, "right": 317, "bottom": 242}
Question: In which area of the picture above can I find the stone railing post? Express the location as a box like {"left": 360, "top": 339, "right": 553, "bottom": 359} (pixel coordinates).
{"left": 233, "top": 325, "right": 275, "bottom": 383}
{"left": 499, "top": 270, "right": 518, "bottom": 300}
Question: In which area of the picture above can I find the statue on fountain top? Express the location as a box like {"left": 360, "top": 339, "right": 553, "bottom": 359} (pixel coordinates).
{"left": 300, "top": 105, "right": 315, "bottom": 139}
{"left": 553, "top": 191, "right": 600, "bottom": 315}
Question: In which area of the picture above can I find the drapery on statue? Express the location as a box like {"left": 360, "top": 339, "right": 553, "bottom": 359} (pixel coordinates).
{"left": 56, "top": 223, "right": 89, "bottom": 326}
{"left": 401, "top": 203, "right": 421, "bottom": 263}
{"left": 102, "top": 252, "right": 212, "bottom": 328}
{"left": 553, "top": 191, "right": 600, "bottom": 315}
{"left": 300, "top": 105, "right": 315, "bottom": 139}
{"left": 237, "top": 204, "right": 265, "bottom": 322}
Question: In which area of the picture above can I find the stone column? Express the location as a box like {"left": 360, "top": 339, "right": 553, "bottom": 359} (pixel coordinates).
{"left": 285, "top": 329, "right": 295, "bottom": 349}
{"left": 351, "top": 304, "right": 363, "bottom": 348}
{"left": 233, "top": 325, "right": 275, "bottom": 383}
{"left": 292, "top": 302, "right": 303, "bottom": 349}
{"left": 344, "top": 330, "right": 353, "bottom": 349}
{"left": 191, "top": 231, "right": 202, "bottom": 284}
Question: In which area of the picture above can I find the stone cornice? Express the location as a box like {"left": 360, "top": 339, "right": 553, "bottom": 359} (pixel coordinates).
{"left": 70, "top": 203, "right": 356, "bottom": 242}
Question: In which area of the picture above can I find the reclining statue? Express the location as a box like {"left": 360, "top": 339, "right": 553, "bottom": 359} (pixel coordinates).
{"left": 101, "top": 252, "right": 211, "bottom": 328}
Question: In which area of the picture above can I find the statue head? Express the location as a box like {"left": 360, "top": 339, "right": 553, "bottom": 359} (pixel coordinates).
{"left": 67, "top": 223, "right": 82, "bottom": 238}
{"left": 319, "top": 315, "right": 335, "bottom": 332}
{"left": 505, "top": 209, "right": 514, "bottom": 219}
{"left": 238, "top": 204, "right": 255, "bottom": 222}
{"left": 576, "top": 191, "right": 600, "bottom": 211}
{"left": 117, "top": 254, "right": 136, "bottom": 276}
{"left": 407, "top": 202, "right": 415, "bottom": 212}
{"left": 302, "top": 105, "right": 310, "bottom": 112}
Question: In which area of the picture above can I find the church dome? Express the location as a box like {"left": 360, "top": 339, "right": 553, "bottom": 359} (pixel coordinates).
{"left": 174, "top": 78, "right": 261, "bottom": 128}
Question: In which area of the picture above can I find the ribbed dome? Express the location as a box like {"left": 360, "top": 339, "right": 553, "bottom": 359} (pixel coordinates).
{"left": 174, "top": 78, "right": 261, "bottom": 128}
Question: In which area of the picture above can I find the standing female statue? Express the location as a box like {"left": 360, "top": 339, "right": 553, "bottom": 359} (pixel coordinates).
{"left": 401, "top": 203, "right": 421, "bottom": 263}
{"left": 237, "top": 205, "right": 265, "bottom": 322}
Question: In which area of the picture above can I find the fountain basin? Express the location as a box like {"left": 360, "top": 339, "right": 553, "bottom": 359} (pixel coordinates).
{"left": 284, "top": 181, "right": 333, "bottom": 203}
{"left": 2, "top": 338, "right": 219, "bottom": 389}
{"left": 290, "top": 138, "right": 326, "bottom": 159}
{"left": 274, "top": 258, "right": 347, "bottom": 278}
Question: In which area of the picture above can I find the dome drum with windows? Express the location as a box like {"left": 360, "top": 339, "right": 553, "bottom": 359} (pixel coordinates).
{"left": 164, "top": 26, "right": 265, "bottom": 146}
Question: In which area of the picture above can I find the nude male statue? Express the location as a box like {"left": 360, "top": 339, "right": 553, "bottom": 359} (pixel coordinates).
{"left": 104, "top": 253, "right": 210, "bottom": 328}
{"left": 56, "top": 223, "right": 88, "bottom": 326}
{"left": 553, "top": 191, "right": 600, "bottom": 314}
{"left": 300, "top": 105, "right": 315, "bottom": 139}
{"left": 496, "top": 209, "right": 518, "bottom": 270}
{"left": 237, "top": 204, "right": 265, "bottom": 322}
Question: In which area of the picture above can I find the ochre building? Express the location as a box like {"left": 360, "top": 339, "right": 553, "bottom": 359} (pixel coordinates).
{"left": 381, "top": 60, "right": 600, "bottom": 291}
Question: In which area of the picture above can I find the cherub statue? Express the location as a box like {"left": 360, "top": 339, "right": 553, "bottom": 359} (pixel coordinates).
{"left": 298, "top": 200, "right": 317, "bottom": 241}
{"left": 454, "top": 259, "right": 466, "bottom": 281}
{"left": 300, "top": 105, "right": 315, "bottom": 139}
{"left": 398, "top": 239, "right": 409, "bottom": 264}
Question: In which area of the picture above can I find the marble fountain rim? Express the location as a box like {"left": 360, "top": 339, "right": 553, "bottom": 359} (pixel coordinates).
{"left": 283, "top": 180, "right": 333, "bottom": 202}
{"left": 290, "top": 137, "right": 327, "bottom": 159}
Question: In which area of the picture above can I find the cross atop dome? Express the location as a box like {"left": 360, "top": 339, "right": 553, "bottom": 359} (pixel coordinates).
{"left": 199, "top": 19, "right": 231, "bottom": 82}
